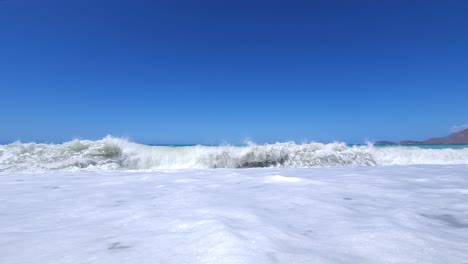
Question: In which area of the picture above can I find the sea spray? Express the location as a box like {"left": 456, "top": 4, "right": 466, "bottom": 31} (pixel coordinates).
{"left": 1, "top": 136, "right": 468, "bottom": 172}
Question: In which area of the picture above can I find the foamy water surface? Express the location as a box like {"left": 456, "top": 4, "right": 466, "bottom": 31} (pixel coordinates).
{"left": 1, "top": 166, "right": 467, "bottom": 263}
{"left": 1, "top": 136, "right": 467, "bottom": 171}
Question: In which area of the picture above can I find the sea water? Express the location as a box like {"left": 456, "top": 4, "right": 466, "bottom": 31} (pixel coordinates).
{"left": 1, "top": 137, "right": 467, "bottom": 263}
{"left": 1, "top": 136, "right": 468, "bottom": 171}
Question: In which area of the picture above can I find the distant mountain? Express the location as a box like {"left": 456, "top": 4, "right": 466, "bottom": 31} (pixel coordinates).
{"left": 375, "top": 129, "right": 468, "bottom": 145}
{"left": 423, "top": 129, "right": 468, "bottom": 144}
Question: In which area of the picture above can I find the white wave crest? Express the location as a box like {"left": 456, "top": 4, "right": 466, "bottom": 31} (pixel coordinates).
{"left": 1, "top": 136, "right": 467, "bottom": 172}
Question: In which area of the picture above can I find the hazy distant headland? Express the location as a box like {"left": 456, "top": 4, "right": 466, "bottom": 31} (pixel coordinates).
{"left": 375, "top": 129, "right": 468, "bottom": 145}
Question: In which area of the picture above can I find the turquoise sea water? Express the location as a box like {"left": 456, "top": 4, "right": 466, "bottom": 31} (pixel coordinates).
{"left": 152, "top": 144, "right": 468, "bottom": 150}
{"left": 372, "top": 144, "right": 468, "bottom": 149}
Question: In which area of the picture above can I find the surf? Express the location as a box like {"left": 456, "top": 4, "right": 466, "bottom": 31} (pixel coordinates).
{"left": 1, "top": 136, "right": 468, "bottom": 172}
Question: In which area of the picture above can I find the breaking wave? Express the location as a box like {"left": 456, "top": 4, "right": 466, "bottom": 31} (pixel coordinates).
{"left": 1, "top": 136, "right": 468, "bottom": 172}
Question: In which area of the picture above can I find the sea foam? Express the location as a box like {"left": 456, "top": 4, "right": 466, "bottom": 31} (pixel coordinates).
{"left": 1, "top": 136, "right": 467, "bottom": 171}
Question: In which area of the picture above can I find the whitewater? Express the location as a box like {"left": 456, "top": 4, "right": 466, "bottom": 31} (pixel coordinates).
{"left": 1, "top": 136, "right": 468, "bottom": 171}
{"left": 1, "top": 137, "right": 468, "bottom": 263}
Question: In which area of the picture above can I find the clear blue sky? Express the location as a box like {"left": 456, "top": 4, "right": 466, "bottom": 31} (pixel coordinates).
{"left": 1, "top": 0, "right": 467, "bottom": 144}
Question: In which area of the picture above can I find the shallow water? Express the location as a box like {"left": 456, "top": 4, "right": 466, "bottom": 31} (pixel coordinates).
{"left": 1, "top": 165, "right": 467, "bottom": 263}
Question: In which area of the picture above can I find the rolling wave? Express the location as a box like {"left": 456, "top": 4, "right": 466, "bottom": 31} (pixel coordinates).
{"left": 1, "top": 136, "right": 467, "bottom": 172}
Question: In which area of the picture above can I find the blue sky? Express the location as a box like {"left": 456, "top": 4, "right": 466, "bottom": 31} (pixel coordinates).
{"left": 1, "top": 0, "right": 467, "bottom": 144}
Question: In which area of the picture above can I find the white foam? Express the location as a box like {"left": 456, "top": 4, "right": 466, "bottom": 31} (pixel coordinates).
{"left": 1, "top": 136, "right": 468, "bottom": 171}
{"left": 1, "top": 165, "right": 467, "bottom": 263}
{"left": 264, "top": 175, "right": 303, "bottom": 183}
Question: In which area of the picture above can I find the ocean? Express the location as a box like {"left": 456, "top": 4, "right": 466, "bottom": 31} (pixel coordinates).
{"left": 1, "top": 137, "right": 467, "bottom": 263}
{"left": 1, "top": 136, "right": 468, "bottom": 171}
